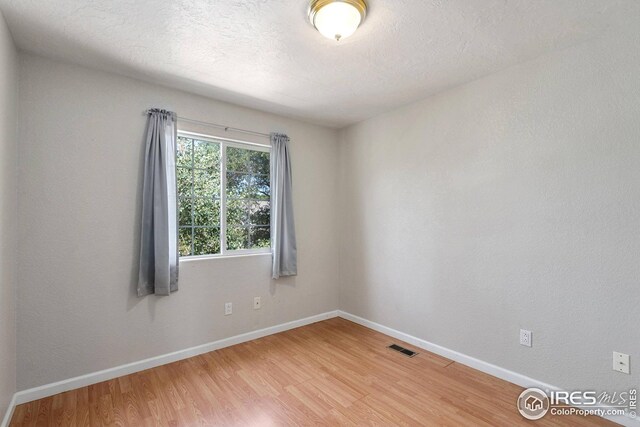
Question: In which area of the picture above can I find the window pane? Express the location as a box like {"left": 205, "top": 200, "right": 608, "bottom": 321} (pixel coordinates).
{"left": 176, "top": 167, "right": 192, "bottom": 196}
{"left": 193, "top": 140, "right": 220, "bottom": 169}
{"left": 251, "top": 226, "right": 270, "bottom": 248}
{"left": 227, "top": 226, "right": 249, "bottom": 250}
{"left": 178, "top": 197, "right": 192, "bottom": 226}
{"left": 249, "top": 201, "right": 270, "bottom": 225}
{"left": 193, "top": 198, "right": 220, "bottom": 226}
{"left": 254, "top": 174, "right": 270, "bottom": 200}
{"left": 226, "top": 172, "right": 253, "bottom": 200}
{"left": 193, "top": 227, "right": 220, "bottom": 255}
{"left": 193, "top": 169, "right": 219, "bottom": 198}
{"left": 227, "top": 146, "right": 251, "bottom": 172}
{"left": 177, "top": 137, "right": 193, "bottom": 168}
{"left": 226, "top": 174, "right": 269, "bottom": 200}
{"left": 227, "top": 199, "right": 249, "bottom": 226}
{"left": 250, "top": 151, "right": 270, "bottom": 175}
{"left": 179, "top": 228, "right": 192, "bottom": 257}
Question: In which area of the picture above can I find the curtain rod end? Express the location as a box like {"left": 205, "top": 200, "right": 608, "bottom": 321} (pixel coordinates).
{"left": 145, "top": 108, "right": 177, "bottom": 120}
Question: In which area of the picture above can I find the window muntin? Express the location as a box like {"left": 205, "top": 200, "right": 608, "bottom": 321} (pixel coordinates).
{"left": 177, "top": 132, "right": 270, "bottom": 258}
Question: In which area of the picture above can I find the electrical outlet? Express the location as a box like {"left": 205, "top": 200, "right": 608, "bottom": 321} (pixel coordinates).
{"left": 253, "top": 296, "right": 261, "bottom": 310}
{"left": 224, "top": 302, "right": 232, "bottom": 316}
{"left": 613, "top": 352, "right": 630, "bottom": 374}
{"left": 520, "top": 329, "right": 532, "bottom": 347}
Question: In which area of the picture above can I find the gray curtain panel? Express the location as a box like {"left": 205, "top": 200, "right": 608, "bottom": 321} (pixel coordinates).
{"left": 270, "top": 133, "right": 297, "bottom": 279}
{"left": 138, "top": 109, "right": 179, "bottom": 296}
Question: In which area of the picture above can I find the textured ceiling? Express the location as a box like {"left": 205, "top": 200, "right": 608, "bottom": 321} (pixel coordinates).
{"left": 0, "top": 0, "right": 638, "bottom": 127}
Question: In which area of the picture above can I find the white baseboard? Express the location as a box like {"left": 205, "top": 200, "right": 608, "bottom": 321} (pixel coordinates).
{"left": 4, "top": 309, "right": 635, "bottom": 426}
{"left": 0, "top": 394, "right": 17, "bottom": 427}
{"left": 338, "top": 310, "right": 637, "bottom": 427}
{"left": 11, "top": 310, "right": 338, "bottom": 407}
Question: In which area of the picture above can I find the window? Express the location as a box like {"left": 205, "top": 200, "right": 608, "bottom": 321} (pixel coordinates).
{"left": 177, "top": 131, "right": 270, "bottom": 257}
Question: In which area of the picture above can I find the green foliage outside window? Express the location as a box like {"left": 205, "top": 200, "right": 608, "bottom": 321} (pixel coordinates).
{"left": 177, "top": 135, "right": 270, "bottom": 257}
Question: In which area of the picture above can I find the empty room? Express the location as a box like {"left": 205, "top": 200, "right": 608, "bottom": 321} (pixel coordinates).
{"left": 0, "top": 0, "right": 638, "bottom": 425}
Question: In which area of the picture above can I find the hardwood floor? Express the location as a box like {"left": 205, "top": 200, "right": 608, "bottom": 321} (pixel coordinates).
{"left": 10, "top": 317, "right": 614, "bottom": 426}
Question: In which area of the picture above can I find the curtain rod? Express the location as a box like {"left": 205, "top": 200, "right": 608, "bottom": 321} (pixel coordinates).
{"left": 145, "top": 110, "right": 270, "bottom": 139}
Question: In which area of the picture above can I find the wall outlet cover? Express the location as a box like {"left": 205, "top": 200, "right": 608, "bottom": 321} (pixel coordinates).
{"left": 520, "top": 329, "right": 532, "bottom": 347}
{"left": 254, "top": 296, "right": 261, "bottom": 310}
{"left": 225, "top": 302, "right": 232, "bottom": 316}
{"left": 613, "top": 351, "right": 630, "bottom": 374}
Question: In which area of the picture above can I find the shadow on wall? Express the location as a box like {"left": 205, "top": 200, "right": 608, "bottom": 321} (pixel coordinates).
{"left": 125, "top": 124, "right": 149, "bottom": 313}
{"left": 270, "top": 275, "right": 296, "bottom": 296}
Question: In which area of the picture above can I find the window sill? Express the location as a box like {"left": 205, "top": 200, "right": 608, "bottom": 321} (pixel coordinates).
{"left": 179, "top": 250, "right": 271, "bottom": 263}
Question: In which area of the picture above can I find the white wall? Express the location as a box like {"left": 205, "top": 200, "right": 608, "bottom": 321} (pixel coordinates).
{"left": 16, "top": 54, "right": 339, "bottom": 390}
{"left": 339, "top": 29, "right": 640, "bottom": 394}
{"left": 0, "top": 8, "right": 17, "bottom": 419}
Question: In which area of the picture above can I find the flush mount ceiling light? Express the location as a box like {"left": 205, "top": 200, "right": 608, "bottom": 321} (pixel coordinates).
{"left": 308, "top": 0, "right": 368, "bottom": 41}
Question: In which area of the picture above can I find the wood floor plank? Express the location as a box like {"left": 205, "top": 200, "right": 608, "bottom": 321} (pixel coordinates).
{"left": 10, "top": 318, "right": 617, "bottom": 426}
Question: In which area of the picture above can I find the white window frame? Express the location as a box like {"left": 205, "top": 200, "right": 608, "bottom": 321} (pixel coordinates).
{"left": 178, "top": 130, "right": 271, "bottom": 260}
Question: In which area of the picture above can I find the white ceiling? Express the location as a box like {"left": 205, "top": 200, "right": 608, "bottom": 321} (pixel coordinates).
{"left": 0, "top": 0, "right": 638, "bottom": 127}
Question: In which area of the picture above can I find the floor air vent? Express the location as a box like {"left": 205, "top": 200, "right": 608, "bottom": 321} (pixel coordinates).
{"left": 388, "top": 344, "right": 418, "bottom": 358}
